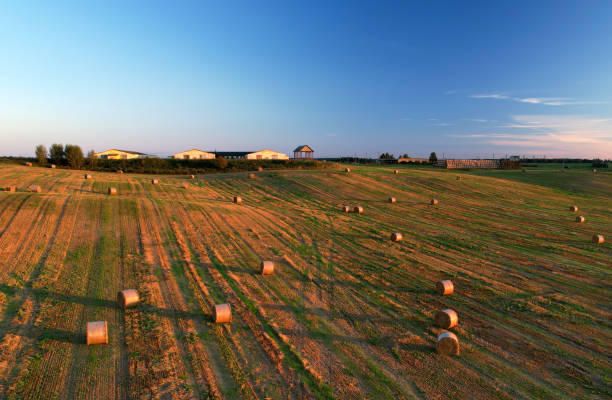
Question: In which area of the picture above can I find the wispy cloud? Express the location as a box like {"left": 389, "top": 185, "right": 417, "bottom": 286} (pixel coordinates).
{"left": 469, "top": 93, "right": 608, "bottom": 106}
{"left": 449, "top": 115, "right": 612, "bottom": 157}
{"left": 465, "top": 118, "right": 487, "bottom": 123}
{"left": 431, "top": 122, "right": 454, "bottom": 126}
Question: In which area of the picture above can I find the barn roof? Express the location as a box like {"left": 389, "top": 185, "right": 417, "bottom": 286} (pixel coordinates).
{"left": 213, "top": 151, "right": 253, "bottom": 157}
{"left": 293, "top": 145, "right": 314, "bottom": 152}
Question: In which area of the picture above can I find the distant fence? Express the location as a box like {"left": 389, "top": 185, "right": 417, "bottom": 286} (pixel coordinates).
{"left": 435, "top": 159, "right": 521, "bottom": 169}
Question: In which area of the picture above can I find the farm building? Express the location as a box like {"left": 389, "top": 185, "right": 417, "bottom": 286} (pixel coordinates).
{"left": 214, "top": 150, "right": 289, "bottom": 160}
{"left": 398, "top": 157, "right": 428, "bottom": 164}
{"left": 94, "top": 149, "right": 152, "bottom": 159}
{"left": 435, "top": 159, "right": 521, "bottom": 169}
{"left": 293, "top": 145, "right": 314, "bottom": 159}
{"left": 173, "top": 149, "right": 215, "bottom": 160}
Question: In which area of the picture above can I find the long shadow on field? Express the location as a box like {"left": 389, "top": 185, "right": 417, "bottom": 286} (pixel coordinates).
{"left": 0, "top": 284, "right": 208, "bottom": 322}
{"left": 261, "top": 303, "right": 421, "bottom": 324}
{"left": 276, "top": 326, "right": 433, "bottom": 352}
{"left": 7, "top": 323, "right": 83, "bottom": 344}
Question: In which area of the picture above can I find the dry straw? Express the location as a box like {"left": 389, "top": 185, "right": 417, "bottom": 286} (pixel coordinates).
{"left": 51, "top": 164, "right": 56, "bottom": 169}
{"left": 29, "top": 185, "right": 41, "bottom": 193}
{"left": 436, "top": 331, "right": 459, "bottom": 356}
{"left": 108, "top": 187, "right": 117, "bottom": 195}
{"left": 261, "top": 260, "right": 275, "bottom": 275}
{"left": 435, "top": 309, "right": 458, "bottom": 329}
{"left": 354, "top": 206, "right": 363, "bottom": 214}
{"left": 575, "top": 216, "right": 585, "bottom": 223}
{"left": 190, "top": 174, "right": 195, "bottom": 179}
{"left": 436, "top": 280, "right": 453, "bottom": 295}
{"left": 569, "top": 205, "right": 578, "bottom": 212}
{"left": 342, "top": 205, "right": 351, "bottom": 213}
{"left": 233, "top": 196, "right": 242, "bottom": 204}
{"left": 5, "top": 186, "right": 16, "bottom": 193}
{"left": 345, "top": 167, "right": 351, "bottom": 173}
{"left": 214, "top": 304, "right": 232, "bottom": 323}
{"left": 151, "top": 179, "right": 159, "bottom": 185}
{"left": 389, "top": 197, "right": 396, "bottom": 204}
{"left": 431, "top": 198, "right": 439, "bottom": 205}
{"left": 394, "top": 169, "right": 399, "bottom": 174}
{"left": 592, "top": 234, "right": 605, "bottom": 244}
{"left": 117, "top": 289, "right": 140, "bottom": 308}
{"left": 87, "top": 321, "right": 108, "bottom": 345}
{"left": 391, "top": 232, "right": 403, "bottom": 242}
{"left": 181, "top": 182, "right": 189, "bottom": 189}
{"left": 25, "top": 162, "right": 32, "bottom": 166}
{"left": 84, "top": 174, "right": 92, "bottom": 179}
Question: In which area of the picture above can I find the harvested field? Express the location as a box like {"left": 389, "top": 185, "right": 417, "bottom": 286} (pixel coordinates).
{"left": 0, "top": 163, "right": 610, "bottom": 399}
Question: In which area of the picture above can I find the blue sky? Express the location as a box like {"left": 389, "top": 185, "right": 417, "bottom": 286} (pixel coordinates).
{"left": 1, "top": 1, "right": 611, "bottom": 158}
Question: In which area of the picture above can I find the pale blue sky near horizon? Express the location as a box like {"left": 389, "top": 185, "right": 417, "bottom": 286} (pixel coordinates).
{"left": 1, "top": 1, "right": 611, "bottom": 158}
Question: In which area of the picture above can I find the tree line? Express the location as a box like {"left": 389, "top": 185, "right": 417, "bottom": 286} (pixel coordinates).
{"left": 35, "top": 144, "right": 98, "bottom": 169}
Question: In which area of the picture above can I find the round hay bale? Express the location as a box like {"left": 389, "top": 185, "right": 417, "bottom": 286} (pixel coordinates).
{"left": 151, "top": 179, "right": 159, "bottom": 185}
{"left": 388, "top": 197, "right": 396, "bottom": 204}
{"left": 86, "top": 321, "right": 108, "bottom": 345}
{"left": 593, "top": 168, "right": 597, "bottom": 174}
{"left": 345, "top": 167, "right": 351, "bottom": 173}
{"left": 569, "top": 205, "right": 578, "bottom": 212}
{"left": 394, "top": 169, "right": 399, "bottom": 174}
{"left": 117, "top": 289, "right": 140, "bottom": 308}
{"left": 456, "top": 176, "right": 462, "bottom": 180}
{"left": 117, "top": 169, "right": 123, "bottom": 174}
{"left": 592, "top": 234, "right": 604, "bottom": 244}
{"left": 190, "top": 174, "right": 195, "bottom": 179}
{"left": 258, "top": 167, "right": 263, "bottom": 172}
{"left": 214, "top": 304, "right": 231, "bottom": 323}
{"left": 29, "top": 185, "right": 41, "bottom": 193}
{"left": 249, "top": 173, "right": 256, "bottom": 179}
{"left": 233, "top": 196, "right": 242, "bottom": 204}
{"left": 25, "top": 162, "right": 32, "bottom": 167}
{"left": 342, "top": 205, "right": 351, "bottom": 213}
{"left": 108, "top": 187, "right": 117, "bottom": 195}
{"left": 435, "top": 309, "right": 458, "bottom": 329}
{"left": 391, "top": 232, "right": 403, "bottom": 242}
{"left": 436, "top": 280, "right": 453, "bottom": 295}
{"left": 84, "top": 174, "right": 92, "bottom": 179}
{"left": 354, "top": 206, "right": 363, "bottom": 214}
{"left": 6, "top": 186, "right": 16, "bottom": 193}
{"left": 436, "top": 331, "right": 459, "bottom": 356}
{"left": 522, "top": 168, "right": 526, "bottom": 172}
{"left": 261, "top": 260, "right": 275, "bottom": 275}
{"left": 50, "top": 164, "right": 56, "bottom": 169}
{"left": 575, "top": 216, "right": 585, "bottom": 223}
{"left": 430, "top": 198, "right": 439, "bottom": 205}
{"left": 181, "top": 182, "right": 189, "bottom": 189}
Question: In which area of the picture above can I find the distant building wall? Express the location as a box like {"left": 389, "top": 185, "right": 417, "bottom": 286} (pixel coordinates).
{"left": 173, "top": 149, "right": 215, "bottom": 160}
{"left": 94, "top": 149, "right": 146, "bottom": 159}
{"left": 436, "top": 159, "right": 521, "bottom": 169}
{"left": 245, "top": 150, "right": 290, "bottom": 160}
{"left": 398, "top": 157, "right": 428, "bottom": 164}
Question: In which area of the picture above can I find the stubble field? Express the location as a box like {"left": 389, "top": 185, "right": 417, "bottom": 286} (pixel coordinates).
{"left": 0, "top": 163, "right": 610, "bottom": 399}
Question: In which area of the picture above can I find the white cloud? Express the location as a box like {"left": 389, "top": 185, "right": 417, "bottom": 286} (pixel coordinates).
{"left": 431, "top": 122, "right": 454, "bottom": 126}
{"left": 470, "top": 93, "right": 510, "bottom": 99}
{"left": 449, "top": 115, "right": 612, "bottom": 158}
{"left": 470, "top": 93, "right": 608, "bottom": 106}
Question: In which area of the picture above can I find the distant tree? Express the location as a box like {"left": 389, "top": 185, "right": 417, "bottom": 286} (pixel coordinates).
{"left": 35, "top": 145, "right": 48, "bottom": 165}
{"left": 216, "top": 156, "right": 228, "bottom": 170}
{"left": 429, "top": 152, "right": 438, "bottom": 164}
{"left": 50, "top": 143, "right": 64, "bottom": 165}
{"left": 64, "top": 144, "right": 84, "bottom": 169}
{"left": 86, "top": 149, "right": 97, "bottom": 169}
{"left": 379, "top": 152, "right": 394, "bottom": 159}
{"left": 401, "top": 153, "right": 409, "bottom": 159}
